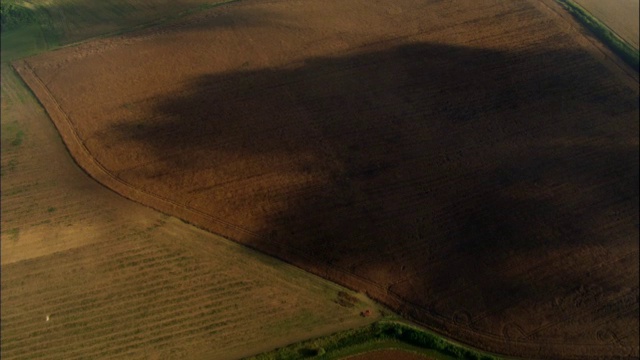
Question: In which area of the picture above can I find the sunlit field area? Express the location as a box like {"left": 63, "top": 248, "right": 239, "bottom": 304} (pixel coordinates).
{"left": 2, "top": 0, "right": 638, "bottom": 359}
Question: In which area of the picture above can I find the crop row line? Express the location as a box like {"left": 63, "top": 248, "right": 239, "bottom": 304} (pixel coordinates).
{"left": 2, "top": 282, "right": 255, "bottom": 355}
{"left": 9, "top": 293, "right": 282, "bottom": 360}
{"left": 1, "top": 269, "right": 244, "bottom": 328}
{"left": 1, "top": 249, "right": 182, "bottom": 299}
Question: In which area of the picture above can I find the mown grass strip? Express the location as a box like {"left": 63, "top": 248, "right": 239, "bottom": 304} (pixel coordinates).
{"left": 0, "top": 2, "right": 36, "bottom": 31}
{"left": 556, "top": 0, "right": 639, "bottom": 71}
{"left": 45, "top": 0, "right": 245, "bottom": 48}
{"left": 247, "top": 320, "right": 506, "bottom": 360}
{"left": 0, "top": 0, "right": 245, "bottom": 63}
{"left": 0, "top": 1, "right": 58, "bottom": 63}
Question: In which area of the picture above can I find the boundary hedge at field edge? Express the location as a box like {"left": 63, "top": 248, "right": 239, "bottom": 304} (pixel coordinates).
{"left": 556, "top": 0, "right": 639, "bottom": 71}
{"left": 0, "top": 2, "right": 36, "bottom": 31}
{"left": 248, "top": 320, "right": 503, "bottom": 360}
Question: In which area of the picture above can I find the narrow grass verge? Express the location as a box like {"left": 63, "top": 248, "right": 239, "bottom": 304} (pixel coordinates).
{"left": 45, "top": 0, "right": 245, "bottom": 49}
{"left": 246, "top": 320, "right": 506, "bottom": 360}
{"left": 1, "top": 0, "right": 245, "bottom": 63}
{"left": 0, "top": 2, "right": 36, "bottom": 31}
{"left": 556, "top": 0, "right": 639, "bottom": 71}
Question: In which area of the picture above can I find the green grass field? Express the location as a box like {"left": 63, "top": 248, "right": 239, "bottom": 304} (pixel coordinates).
{"left": 1, "top": 0, "right": 244, "bottom": 53}
{"left": 1, "top": 1, "right": 57, "bottom": 62}
{"left": 1, "top": 20, "right": 49, "bottom": 62}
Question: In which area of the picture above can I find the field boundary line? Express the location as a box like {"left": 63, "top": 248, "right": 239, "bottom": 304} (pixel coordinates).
{"left": 535, "top": 0, "right": 639, "bottom": 83}
{"left": 10, "top": 2, "right": 639, "bottom": 355}
{"left": 9, "top": 57, "right": 394, "bottom": 327}
{"left": 44, "top": 0, "right": 245, "bottom": 50}
{"left": 11, "top": 59, "right": 627, "bottom": 357}
{"left": 565, "top": 0, "right": 639, "bottom": 50}
{"left": 10, "top": 60, "right": 387, "bottom": 279}
{"left": 11, "top": 60, "right": 261, "bottom": 243}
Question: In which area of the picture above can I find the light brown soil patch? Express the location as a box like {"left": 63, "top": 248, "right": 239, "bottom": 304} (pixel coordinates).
{"left": 16, "top": 0, "right": 639, "bottom": 358}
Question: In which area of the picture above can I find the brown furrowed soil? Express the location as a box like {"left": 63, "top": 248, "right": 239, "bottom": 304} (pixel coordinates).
{"left": 16, "top": 0, "right": 639, "bottom": 358}
{"left": 0, "top": 64, "right": 382, "bottom": 360}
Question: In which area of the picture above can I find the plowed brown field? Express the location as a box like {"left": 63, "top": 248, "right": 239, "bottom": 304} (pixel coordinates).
{"left": 1, "top": 52, "right": 382, "bottom": 360}
{"left": 15, "top": 0, "right": 639, "bottom": 359}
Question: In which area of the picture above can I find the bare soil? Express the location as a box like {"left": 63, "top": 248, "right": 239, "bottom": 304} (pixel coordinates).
{"left": 0, "top": 65, "right": 382, "bottom": 360}
{"left": 15, "top": 0, "right": 640, "bottom": 358}
{"left": 344, "top": 349, "right": 431, "bottom": 360}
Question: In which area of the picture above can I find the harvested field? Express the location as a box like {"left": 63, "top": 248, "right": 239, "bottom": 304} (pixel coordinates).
{"left": 1, "top": 219, "right": 381, "bottom": 359}
{"left": 1, "top": 40, "right": 382, "bottom": 360}
{"left": 572, "top": 0, "right": 639, "bottom": 49}
{"left": 16, "top": 0, "right": 640, "bottom": 358}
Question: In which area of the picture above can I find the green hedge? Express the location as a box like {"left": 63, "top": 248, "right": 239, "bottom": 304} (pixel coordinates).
{"left": 377, "top": 322, "right": 496, "bottom": 360}
{"left": 249, "top": 321, "right": 502, "bottom": 360}
{"left": 557, "top": 0, "right": 639, "bottom": 70}
{"left": 0, "top": 3, "right": 36, "bottom": 31}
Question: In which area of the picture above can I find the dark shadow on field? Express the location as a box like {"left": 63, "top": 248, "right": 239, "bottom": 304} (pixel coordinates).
{"left": 111, "top": 42, "right": 639, "bottom": 356}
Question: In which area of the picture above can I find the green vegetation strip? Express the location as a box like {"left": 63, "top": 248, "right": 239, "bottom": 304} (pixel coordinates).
{"left": 556, "top": 0, "right": 639, "bottom": 70}
{"left": 0, "top": 2, "right": 35, "bottom": 31}
{"left": 1, "top": 0, "right": 245, "bottom": 63}
{"left": 247, "top": 320, "right": 505, "bottom": 360}
{"left": 53, "top": 0, "right": 245, "bottom": 47}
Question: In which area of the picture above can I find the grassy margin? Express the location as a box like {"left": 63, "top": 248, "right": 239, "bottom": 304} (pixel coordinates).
{"left": 40, "top": 0, "right": 244, "bottom": 49}
{"left": 246, "top": 320, "right": 506, "bottom": 360}
{"left": 556, "top": 0, "right": 639, "bottom": 71}
{"left": 0, "top": 0, "right": 244, "bottom": 63}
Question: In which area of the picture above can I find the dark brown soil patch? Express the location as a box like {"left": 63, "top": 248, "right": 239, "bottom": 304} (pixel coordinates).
{"left": 345, "top": 349, "right": 431, "bottom": 360}
{"left": 16, "top": 0, "right": 639, "bottom": 358}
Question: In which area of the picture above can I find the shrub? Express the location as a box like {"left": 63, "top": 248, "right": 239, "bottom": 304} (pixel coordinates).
{"left": 558, "top": 0, "right": 639, "bottom": 70}
{"left": 1, "top": 3, "right": 36, "bottom": 31}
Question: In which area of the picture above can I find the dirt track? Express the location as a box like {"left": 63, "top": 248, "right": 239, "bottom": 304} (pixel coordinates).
{"left": 16, "top": 0, "right": 640, "bottom": 358}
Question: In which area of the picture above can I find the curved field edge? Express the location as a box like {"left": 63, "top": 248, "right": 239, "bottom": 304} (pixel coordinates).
{"left": 2, "top": 33, "right": 390, "bottom": 360}
{"left": 1, "top": 3, "right": 394, "bottom": 359}
{"left": 11, "top": 58, "right": 269, "bottom": 248}
{"left": 5, "top": 53, "right": 502, "bottom": 360}
{"left": 245, "top": 320, "right": 508, "bottom": 360}
{"left": 8, "top": 1, "right": 639, "bottom": 359}
{"left": 555, "top": 0, "right": 640, "bottom": 70}
{"left": 11, "top": 56, "right": 408, "bottom": 306}
{"left": 8, "top": 59, "right": 513, "bottom": 360}
{"left": 10, "top": 59, "right": 517, "bottom": 357}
